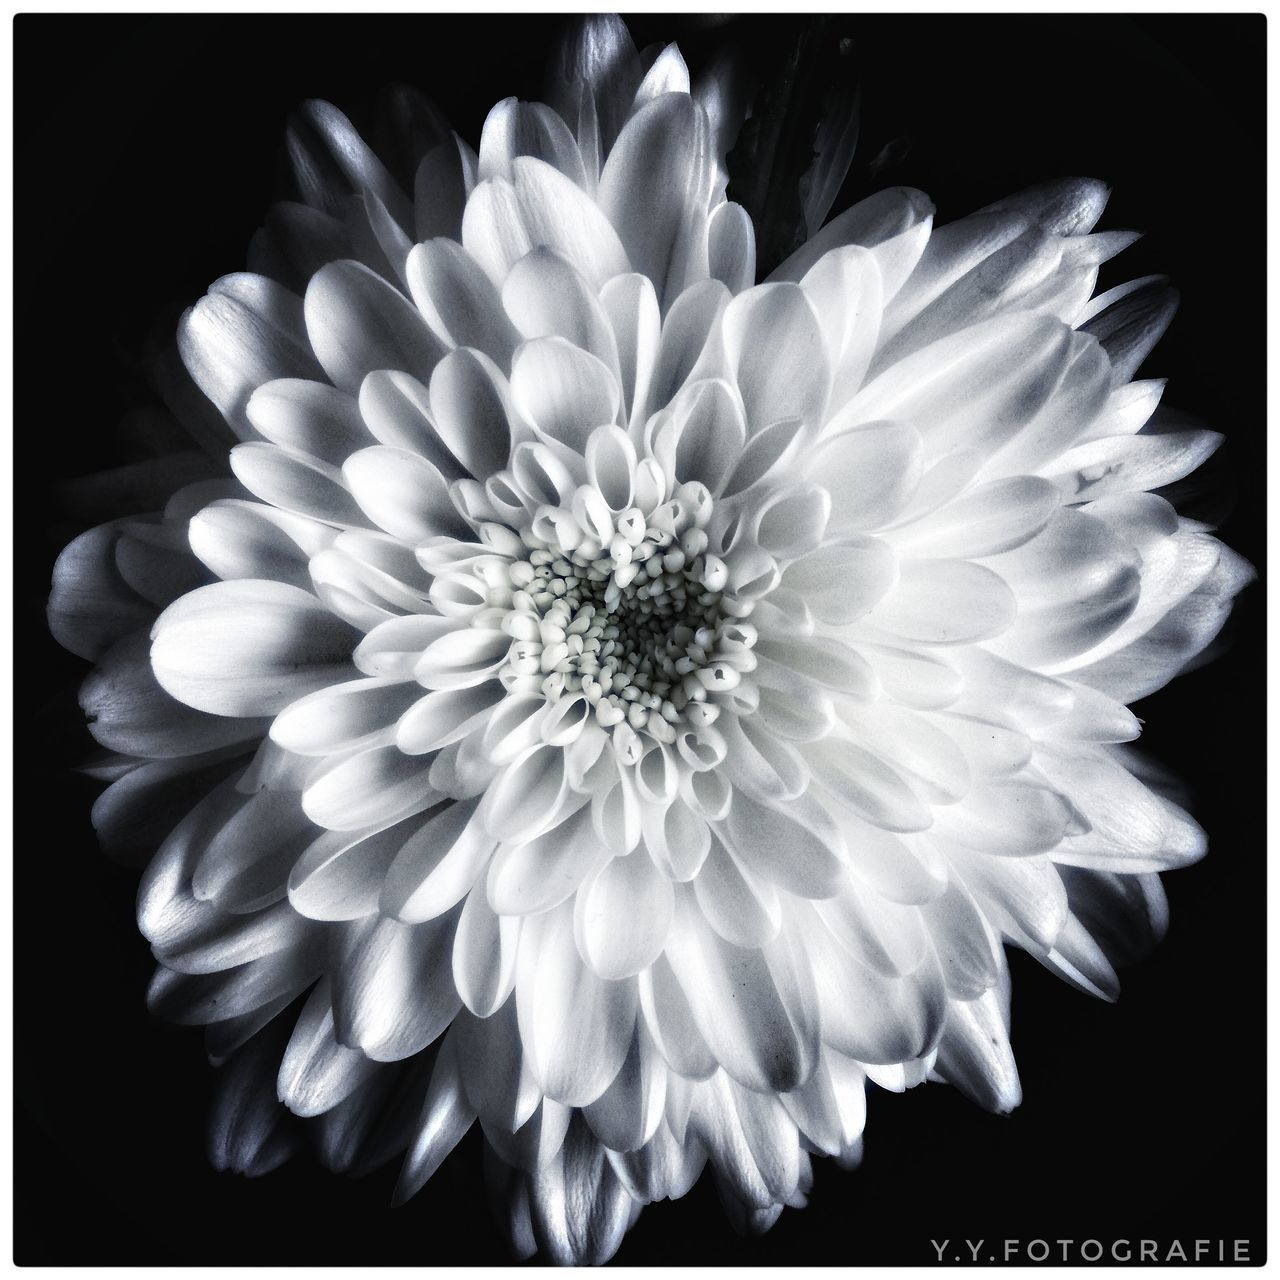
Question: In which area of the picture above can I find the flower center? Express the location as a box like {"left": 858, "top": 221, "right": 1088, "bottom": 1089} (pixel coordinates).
{"left": 496, "top": 494, "right": 758, "bottom": 744}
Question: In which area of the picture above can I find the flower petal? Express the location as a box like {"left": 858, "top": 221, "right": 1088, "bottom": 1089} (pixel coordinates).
{"left": 863, "top": 559, "right": 1016, "bottom": 645}
{"left": 516, "top": 900, "right": 637, "bottom": 1107}
{"left": 381, "top": 796, "right": 495, "bottom": 923}
{"left": 664, "top": 888, "right": 817, "bottom": 1093}
{"left": 462, "top": 157, "right": 630, "bottom": 291}
{"left": 270, "top": 676, "right": 419, "bottom": 756}
{"left": 151, "top": 580, "right": 359, "bottom": 717}
{"left": 330, "top": 913, "right": 460, "bottom": 1061}
{"left": 304, "top": 259, "right": 445, "bottom": 395}
{"left": 488, "top": 804, "right": 605, "bottom": 917}
{"left": 573, "top": 851, "right": 674, "bottom": 979}
{"left": 405, "top": 237, "right": 520, "bottom": 366}
{"left": 721, "top": 283, "right": 829, "bottom": 433}
{"left": 278, "top": 980, "right": 380, "bottom": 1117}
{"left": 598, "top": 93, "right": 707, "bottom": 306}
{"left": 301, "top": 744, "right": 442, "bottom": 832}
{"left": 510, "top": 336, "right": 621, "bottom": 453}
{"left": 179, "top": 274, "right": 322, "bottom": 438}
{"left": 230, "top": 442, "right": 368, "bottom": 527}
{"left": 343, "top": 445, "right": 467, "bottom": 542}
{"left": 453, "top": 887, "right": 521, "bottom": 1017}
{"left": 245, "top": 377, "right": 370, "bottom": 465}
{"left": 781, "top": 538, "right": 898, "bottom": 625}
{"left": 288, "top": 819, "right": 417, "bottom": 921}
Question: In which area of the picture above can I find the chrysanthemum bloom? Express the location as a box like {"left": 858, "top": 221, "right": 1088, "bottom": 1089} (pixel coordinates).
{"left": 49, "top": 16, "right": 1251, "bottom": 1265}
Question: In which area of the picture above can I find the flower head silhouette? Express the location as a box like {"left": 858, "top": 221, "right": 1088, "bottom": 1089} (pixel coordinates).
{"left": 48, "top": 15, "right": 1251, "bottom": 1264}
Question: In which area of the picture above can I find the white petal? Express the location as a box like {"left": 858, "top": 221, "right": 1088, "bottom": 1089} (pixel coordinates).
{"left": 462, "top": 157, "right": 629, "bottom": 291}
{"left": 719, "top": 789, "right": 846, "bottom": 899}
{"left": 838, "top": 313, "right": 1073, "bottom": 469}
{"left": 753, "top": 634, "right": 878, "bottom": 700}
{"left": 770, "top": 186, "right": 934, "bottom": 303}
{"left": 413, "top": 628, "right": 510, "bottom": 690}
{"left": 356, "top": 369, "right": 456, "bottom": 477}
{"left": 189, "top": 787, "right": 314, "bottom": 911}
{"left": 658, "top": 377, "right": 746, "bottom": 494}
{"left": 286, "top": 98, "right": 414, "bottom": 228}
{"left": 80, "top": 631, "right": 265, "bottom": 759}
{"left": 844, "top": 702, "right": 971, "bottom": 805}
{"left": 781, "top": 538, "right": 897, "bottom": 625}
{"left": 151, "top": 580, "right": 358, "bottom": 717}
{"left": 330, "top": 913, "right": 460, "bottom": 1060}
{"left": 583, "top": 1026, "right": 667, "bottom": 1153}
{"left": 516, "top": 900, "right": 637, "bottom": 1107}
{"left": 413, "top": 139, "right": 470, "bottom": 243}
{"left": 301, "top": 744, "right": 441, "bottom": 831}
{"left": 920, "top": 879, "right": 1001, "bottom": 998}
{"left": 863, "top": 559, "right": 1016, "bottom": 645}
{"left": 952, "top": 852, "right": 1064, "bottom": 954}
{"left": 574, "top": 851, "right": 674, "bottom": 979}
{"left": 502, "top": 247, "right": 619, "bottom": 376}
{"left": 707, "top": 201, "right": 757, "bottom": 295}
{"left": 649, "top": 278, "right": 730, "bottom": 409}
{"left": 1081, "top": 277, "right": 1178, "bottom": 385}
{"left": 288, "top": 819, "right": 415, "bottom": 921}
{"left": 278, "top": 980, "right": 379, "bottom": 1117}
{"left": 393, "top": 1036, "right": 477, "bottom": 1203}
{"left": 692, "top": 836, "right": 781, "bottom": 948}
{"left": 598, "top": 93, "right": 707, "bottom": 305}
{"left": 353, "top": 613, "right": 455, "bottom": 679}
{"left": 488, "top": 803, "right": 605, "bottom": 916}
{"left": 801, "top": 244, "right": 882, "bottom": 410}
{"left": 510, "top": 336, "right": 621, "bottom": 452}
{"left": 526, "top": 1116, "right": 635, "bottom": 1265}
{"left": 189, "top": 499, "right": 335, "bottom": 589}
{"left": 637, "top": 957, "right": 717, "bottom": 1081}
{"left": 405, "top": 237, "right": 520, "bottom": 366}
{"left": 245, "top": 378, "right": 369, "bottom": 465}
{"left": 664, "top": 888, "right": 817, "bottom": 1093}
{"left": 48, "top": 522, "right": 155, "bottom": 661}
{"left": 1042, "top": 746, "right": 1207, "bottom": 873}
{"left": 304, "top": 259, "right": 445, "bottom": 395}
{"left": 271, "top": 677, "right": 420, "bottom": 756}
{"left": 804, "top": 903, "right": 946, "bottom": 1063}
{"left": 782, "top": 1051, "right": 867, "bottom": 1158}
{"left": 179, "top": 274, "right": 321, "bottom": 437}
{"left": 639, "top": 795, "right": 710, "bottom": 881}
{"left": 342, "top": 445, "right": 467, "bottom": 543}
{"left": 888, "top": 476, "right": 1059, "bottom": 560}
{"left": 381, "top": 796, "right": 495, "bottom": 923}
{"left": 808, "top": 740, "right": 932, "bottom": 833}
{"left": 545, "top": 14, "right": 642, "bottom": 155}
{"left": 453, "top": 887, "right": 521, "bottom": 1017}
{"left": 429, "top": 349, "right": 516, "bottom": 479}
{"left": 479, "top": 95, "right": 588, "bottom": 187}
{"left": 985, "top": 510, "right": 1139, "bottom": 666}
{"left": 721, "top": 284, "right": 829, "bottom": 433}
{"left": 453, "top": 999, "right": 541, "bottom": 1133}
{"left": 481, "top": 745, "right": 577, "bottom": 843}
{"left": 932, "top": 781, "right": 1081, "bottom": 855}
{"left": 230, "top": 442, "right": 367, "bottom": 527}
{"left": 207, "top": 1031, "right": 299, "bottom": 1176}
{"left": 147, "top": 945, "right": 321, "bottom": 1026}
{"left": 396, "top": 683, "right": 504, "bottom": 755}
{"left": 934, "top": 983, "right": 1021, "bottom": 1114}
{"left": 1044, "top": 429, "right": 1223, "bottom": 502}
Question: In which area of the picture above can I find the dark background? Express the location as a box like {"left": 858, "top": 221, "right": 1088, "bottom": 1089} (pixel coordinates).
{"left": 14, "top": 13, "right": 1265, "bottom": 1267}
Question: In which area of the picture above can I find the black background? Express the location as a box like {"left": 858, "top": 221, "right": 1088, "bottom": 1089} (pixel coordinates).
{"left": 14, "top": 13, "right": 1265, "bottom": 1267}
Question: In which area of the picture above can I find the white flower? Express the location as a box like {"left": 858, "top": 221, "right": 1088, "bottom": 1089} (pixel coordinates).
{"left": 49, "top": 15, "right": 1251, "bottom": 1265}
